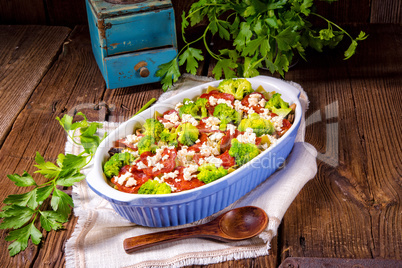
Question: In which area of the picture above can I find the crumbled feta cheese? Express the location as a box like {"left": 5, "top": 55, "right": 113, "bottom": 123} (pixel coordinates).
{"left": 164, "top": 112, "right": 180, "bottom": 125}
{"left": 125, "top": 176, "right": 137, "bottom": 187}
{"left": 162, "top": 154, "right": 169, "bottom": 161}
{"left": 203, "top": 117, "right": 221, "bottom": 128}
{"left": 237, "top": 128, "right": 257, "bottom": 144}
{"left": 122, "top": 149, "right": 139, "bottom": 158}
{"left": 175, "top": 102, "right": 183, "bottom": 111}
{"left": 183, "top": 164, "right": 199, "bottom": 181}
{"left": 208, "top": 96, "right": 217, "bottom": 106}
{"left": 248, "top": 93, "right": 261, "bottom": 106}
{"left": 177, "top": 147, "right": 195, "bottom": 166}
{"left": 209, "top": 132, "right": 224, "bottom": 142}
{"left": 152, "top": 162, "right": 165, "bottom": 172}
{"left": 181, "top": 114, "right": 199, "bottom": 126}
{"left": 199, "top": 156, "right": 223, "bottom": 168}
{"left": 199, "top": 142, "right": 220, "bottom": 157}
{"left": 160, "top": 170, "right": 179, "bottom": 182}
{"left": 136, "top": 161, "right": 148, "bottom": 170}
{"left": 115, "top": 171, "right": 133, "bottom": 185}
{"left": 162, "top": 121, "right": 175, "bottom": 129}
{"left": 166, "top": 183, "right": 177, "bottom": 192}
{"left": 247, "top": 108, "right": 256, "bottom": 115}
{"left": 271, "top": 115, "right": 284, "bottom": 132}
{"left": 216, "top": 98, "right": 233, "bottom": 108}
{"left": 226, "top": 124, "right": 236, "bottom": 135}
{"left": 126, "top": 134, "right": 141, "bottom": 144}
{"left": 259, "top": 98, "right": 266, "bottom": 107}
{"left": 259, "top": 108, "right": 272, "bottom": 121}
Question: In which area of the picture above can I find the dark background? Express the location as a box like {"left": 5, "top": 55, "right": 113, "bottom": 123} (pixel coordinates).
{"left": 1, "top": 0, "right": 401, "bottom": 27}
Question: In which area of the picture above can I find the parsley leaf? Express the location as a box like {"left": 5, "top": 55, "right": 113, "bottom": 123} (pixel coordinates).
{"left": 179, "top": 47, "right": 204, "bottom": 75}
{"left": 7, "top": 172, "right": 37, "bottom": 187}
{"left": 5, "top": 222, "right": 42, "bottom": 256}
{"left": 1, "top": 113, "right": 103, "bottom": 256}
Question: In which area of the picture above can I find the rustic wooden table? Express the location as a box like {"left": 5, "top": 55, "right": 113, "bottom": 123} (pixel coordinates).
{"left": 0, "top": 24, "right": 401, "bottom": 267}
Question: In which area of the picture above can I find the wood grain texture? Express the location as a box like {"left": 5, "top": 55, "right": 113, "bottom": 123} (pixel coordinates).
{"left": 0, "top": 0, "right": 46, "bottom": 25}
{"left": 279, "top": 23, "right": 402, "bottom": 261}
{"left": 0, "top": 23, "right": 400, "bottom": 267}
{"left": 371, "top": 0, "right": 402, "bottom": 23}
{"left": 0, "top": 25, "right": 106, "bottom": 267}
{"left": 0, "top": 25, "right": 70, "bottom": 147}
{"left": 1, "top": 0, "right": 402, "bottom": 26}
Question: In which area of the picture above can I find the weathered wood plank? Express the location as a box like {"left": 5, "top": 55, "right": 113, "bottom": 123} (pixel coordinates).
{"left": 0, "top": 25, "right": 106, "bottom": 266}
{"left": 280, "top": 24, "right": 402, "bottom": 261}
{"left": 371, "top": 0, "right": 402, "bottom": 23}
{"left": 0, "top": 25, "right": 71, "bottom": 147}
{"left": 0, "top": 0, "right": 46, "bottom": 25}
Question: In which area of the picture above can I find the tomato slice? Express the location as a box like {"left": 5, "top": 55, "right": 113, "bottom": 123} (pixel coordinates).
{"left": 163, "top": 167, "right": 205, "bottom": 193}
{"left": 220, "top": 129, "right": 240, "bottom": 153}
{"left": 196, "top": 120, "right": 221, "bottom": 134}
{"left": 111, "top": 166, "right": 152, "bottom": 193}
{"left": 216, "top": 150, "right": 236, "bottom": 168}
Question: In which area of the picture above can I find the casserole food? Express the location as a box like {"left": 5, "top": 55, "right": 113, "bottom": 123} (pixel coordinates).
{"left": 87, "top": 76, "right": 302, "bottom": 227}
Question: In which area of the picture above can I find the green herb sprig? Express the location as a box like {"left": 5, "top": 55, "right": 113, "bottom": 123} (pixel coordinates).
{"left": 156, "top": 0, "right": 368, "bottom": 91}
{"left": 0, "top": 112, "right": 105, "bottom": 256}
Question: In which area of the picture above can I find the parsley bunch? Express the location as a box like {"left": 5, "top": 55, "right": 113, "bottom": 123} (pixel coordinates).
{"left": 156, "top": 0, "right": 367, "bottom": 91}
{"left": 0, "top": 112, "right": 105, "bottom": 256}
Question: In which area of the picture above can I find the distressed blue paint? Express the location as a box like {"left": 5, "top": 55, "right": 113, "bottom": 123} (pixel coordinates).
{"left": 86, "top": 0, "right": 177, "bottom": 89}
{"left": 89, "top": 0, "right": 172, "bottom": 19}
{"left": 105, "top": 8, "right": 177, "bottom": 56}
{"left": 105, "top": 47, "right": 177, "bottom": 88}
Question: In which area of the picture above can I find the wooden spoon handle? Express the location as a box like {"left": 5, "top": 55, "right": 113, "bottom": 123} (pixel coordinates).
{"left": 123, "top": 226, "right": 204, "bottom": 254}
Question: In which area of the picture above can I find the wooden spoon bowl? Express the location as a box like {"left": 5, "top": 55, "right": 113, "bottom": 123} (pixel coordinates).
{"left": 123, "top": 206, "right": 269, "bottom": 254}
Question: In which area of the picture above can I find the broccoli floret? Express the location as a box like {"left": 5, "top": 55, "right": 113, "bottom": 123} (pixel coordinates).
{"left": 238, "top": 113, "right": 275, "bottom": 136}
{"left": 103, "top": 152, "right": 135, "bottom": 178}
{"left": 217, "top": 78, "right": 254, "bottom": 100}
{"left": 137, "top": 135, "right": 157, "bottom": 155}
{"left": 179, "top": 98, "right": 208, "bottom": 119}
{"left": 228, "top": 138, "right": 260, "bottom": 166}
{"left": 197, "top": 163, "right": 228, "bottom": 184}
{"left": 213, "top": 103, "right": 241, "bottom": 131}
{"left": 217, "top": 79, "right": 236, "bottom": 95}
{"left": 160, "top": 128, "right": 178, "bottom": 147}
{"left": 265, "top": 93, "right": 292, "bottom": 117}
{"left": 138, "top": 179, "right": 172, "bottom": 194}
{"left": 176, "top": 123, "right": 199, "bottom": 146}
{"left": 195, "top": 97, "right": 208, "bottom": 118}
{"left": 143, "top": 118, "right": 164, "bottom": 139}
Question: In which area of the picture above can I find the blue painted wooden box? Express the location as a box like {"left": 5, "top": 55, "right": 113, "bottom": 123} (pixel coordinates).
{"left": 86, "top": 0, "right": 177, "bottom": 89}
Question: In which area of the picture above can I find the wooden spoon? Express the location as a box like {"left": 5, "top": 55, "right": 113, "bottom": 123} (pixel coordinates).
{"left": 123, "top": 206, "right": 268, "bottom": 254}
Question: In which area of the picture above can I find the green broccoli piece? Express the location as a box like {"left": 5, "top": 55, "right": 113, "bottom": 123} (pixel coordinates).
{"left": 103, "top": 152, "right": 135, "bottom": 178}
{"left": 213, "top": 103, "right": 241, "bottom": 131}
{"left": 160, "top": 128, "right": 178, "bottom": 147}
{"left": 228, "top": 138, "right": 260, "bottom": 166}
{"left": 265, "top": 93, "right": 292, "bottom": 117}
{"left": 176, "top": 123, "right": 199, "bottom": 146}
{"left": 138, "top": 179, "right": 172, "bottom": 194}
{"left": 137, "top": 135, "right": 157, "bottom": 155}
{"left": 195, "top": 97, "right": 208, "bottom": 118}
{"left": 179, "top": 99, "right": 199, "bottom": 118}
{"left": 143, "top": 118, "right": 164, "bottom": 139}
{"left": 197, "top": 163, "right": 228, "bottom": 184}
{"left": 217, "top": 78, "right": 254, "bottom": 100}
{"left": 238, "top": 113, "right": 275, "bottom": 136}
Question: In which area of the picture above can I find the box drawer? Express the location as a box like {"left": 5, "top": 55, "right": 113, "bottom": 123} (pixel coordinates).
{"left": 105, "top": 7, "right": 176, "bottom": 56}
{"left": 104, "top": 47, "right": 177, "bottom": 89}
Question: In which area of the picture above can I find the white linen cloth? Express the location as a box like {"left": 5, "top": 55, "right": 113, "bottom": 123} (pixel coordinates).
{"left": 65, "top": 74, "right": 317, "bottom": 268}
